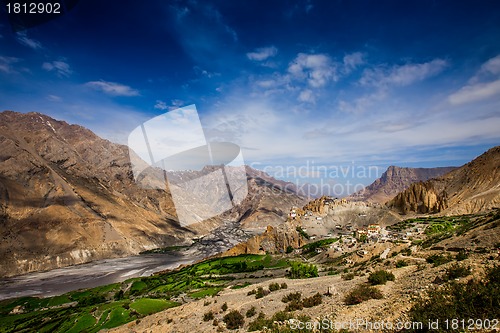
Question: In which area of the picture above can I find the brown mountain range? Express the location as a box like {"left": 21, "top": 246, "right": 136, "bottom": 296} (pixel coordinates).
{"left": 387, "top": 146, "right": 500, "bottom": 215}
{"left": 0, "top": 111, "right": 305, "bottom": 277}
{"left": 347, "top": 165, "right": 457, "bottom": 204}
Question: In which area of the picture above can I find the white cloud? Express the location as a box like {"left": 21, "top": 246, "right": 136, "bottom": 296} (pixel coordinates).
{"left": 448, "top": 80, "right": 500, "bottom": 105}
{"left": 16, "top": 31, "right": 42, "bottom": 50}
{"left": 343, "top": 52, "right": 365, "bottom": 73}
{"left": 0, "top": 56, "right": 20, "bottom": 73}
{"left": 448, "top": 55, "right": 500, "bottom": 105}
{"left": 46, "top": 95, "right": 62, "bottom": 102}
{"left": 85, "top": 80, "right": 140, "bottom": 96}
{"left": 42, "top": 61, "right": 72, "bottom": 77}
{"left": 154, "top": 99, "right": 184, "bottom": 111}
{"left": 193, "top": 66, "right": 220, "bottom": 78}
{"left": 288, "top": 53, "right": 337, "bottom": 87}
{"left": 360, "top": 59, "right": 447, "bottom": 87}
{"left": 247, "top": 46, "right": 278, "bottom": 61}
{"left": 298, "top": 89, "right": 315, "bottom": 103}
{"left": 154, "top": 100, "right": 168, "bottom": 110}
{"left": 480, "top": 55, "right": 500, "bottom": 75}
{"left": 338, "top": 90, "right": 387, "bottom": 114}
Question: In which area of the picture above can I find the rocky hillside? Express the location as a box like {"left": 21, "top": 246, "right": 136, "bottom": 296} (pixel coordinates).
{"left": 220, "top": 223, "right": 306, "bottom": 257}
{"left": 222, "top": 167, "right": 307, "bottom": 231}
{"left": 0, "top": 111, "right": 305, "bottom": 277}
{"left": 388, "top": 146, "right": 500, "bottom": 215}
{"left": 347, "top": 165, "right": 457, "bottom": 204}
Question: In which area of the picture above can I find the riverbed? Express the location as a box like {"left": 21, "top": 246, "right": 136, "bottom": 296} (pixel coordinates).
{"left": 0, "top": 252, "right": 201, "bottom": 300}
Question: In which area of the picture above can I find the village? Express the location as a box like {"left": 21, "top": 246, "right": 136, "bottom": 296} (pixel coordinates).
{"left": 286, "top": 196, "right": 427, "bottom": 258}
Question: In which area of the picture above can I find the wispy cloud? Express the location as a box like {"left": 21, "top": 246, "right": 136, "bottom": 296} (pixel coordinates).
{"left": 288, "top": 53, "right": 337, "bottom": 88}
{"left": 449, "top": 79, "right": 500, "bottom": 105}
{"left": 168, "top": 2, "right": 238, "bottom": 65}
{"left": 449, "top": 54, "right": 500, "bottom": 105}
{"left": 479, "top": 55, "right": 500, "bottom": 76}
{"left": 338, "top": 90, "right": 387, "bottom": 114}
{"left": 360, "top": 59, "right": 448, "bottom": 87}
{"left": 0, "top": 56, "right": 20, "bottom": 73}
{"left": 46, "top": 95, "right": 62, "bottom": 102}
{"left": 42, "top": 60, "right": 72, "bottom": 77}
{"left": 85, "top": 80, "right": 140, "bottom": 96}
{"left": 154, "top": 99, "right": 184, "bottom": 111}
{"left": 343, "top": 52, "right": 365, "bottom": 74}
{"left": 298, "top": 89, "right": 315, "bottom": 103}
{"left": 16, "top": 31, "right": 42, "bottom": 50}
{"left": 193, "top": 66, "right": 220, "bottom": 78}
{"left": 154, "top": 100, "right": 168, "bottom": 110}
{"left": 247, "top": 46, "right": 278, "bottom": 61}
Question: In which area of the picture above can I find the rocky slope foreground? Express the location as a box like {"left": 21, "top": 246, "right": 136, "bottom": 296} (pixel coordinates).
{"left": 108, "top": 210, "right": 500, "bottom": 333}
{"left": 0, "top": 111, "right": 305, "bottom": 277}
{"left": 388, "top": 146, "right": 500, "bottom": 215}
{"left": 347, "top": 166, "right": 457, "bottom": 204}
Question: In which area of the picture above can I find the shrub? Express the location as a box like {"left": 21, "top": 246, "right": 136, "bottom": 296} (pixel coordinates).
{"left": 455, "top": 250, "right": 468, "bottom": 261}
{"left": 302, "top": 293, "right": 322, "bottom": 308}
{"left": 285, "top": 300, "right": 303, "bottom": 311}
{"left": 280, "top": 282, "right": 288, "bottom": 289}
{"left": 221, "top": 302, "right": 228, "bottom": 312}
{"left": 247, "top": 289, "right": 256, "bottom": 296}
{"left": 78, "top": 294, "right": 106, "bottom": 307}
{"left": 368, "top": 270, "right": 395, "bottom": 285}
{"left": 287, "top": 262, "right": 318, "bottom": 279}
{"left": 408, "top": 265, "right": 500, "bottom": 332}
{"left": 282, "top": 291, "right": 302, "bottom": 303}
{"left": 296, "top": 226, "right": 310, "bottom": 239}
{"left": 286, "top": 245, "right": 294, "bottom": 254}
{"left": 248, "top": 311, "right": 294, "bottom": 332}
{"left": 426, "top": 253, "right": 452, "bottom": 267}
{"left": 248, "top": 312, "right": 268, "bottom": 331}
{"left": 342, "top": 272, "right": 355, "bottom": 280}
{"left": 203, "top": 310, "right": 214, "bottom": 321}
{"left": 396, "top": 260, "right": 408, "bottom": 268}
{"left": 255, "top": 286, "right": 269, "bottom": 299}
{"left": 114, "top": 289, "right": 124, "bottom": 300}
{"left": 269, "top": 283, "right": 281, "bottom": 292}
{"left": 443, "top": 263, "right": 471, "bottom": 281}
{"left": 344, "top": 284, "right": 383, "bottom": 305}
{"left": 222, "top": 310, "right": 244, "bottom": 329}
{"left": 245, "top": 306, "right": 256, "bottom": 318}
{"left": 401, "top": 248, "right": 412, "bottom": 256}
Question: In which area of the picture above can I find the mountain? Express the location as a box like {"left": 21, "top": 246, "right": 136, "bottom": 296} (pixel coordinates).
{"left": 347, "top": 165, "right": 457, "bottom": 204}
{"left": 0, "top": 111, "right": 305, "bottom": 276}
{"left": 388, "top": 146, "right": 500, "bottom": 215}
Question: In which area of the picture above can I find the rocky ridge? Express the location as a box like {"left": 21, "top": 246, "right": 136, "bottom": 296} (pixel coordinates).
{"left": 347, "top": 165, "right": 457, "bottom": 204}
{"left": 388, "top": 146, "right": 500, "bottom": 215}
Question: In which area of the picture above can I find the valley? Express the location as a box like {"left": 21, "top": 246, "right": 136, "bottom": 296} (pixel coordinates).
{"left": 0, "top": 111, "right": 499, "bottom": 333}
{"left": 0, "top": 210, "right": 498, "bottom": 332}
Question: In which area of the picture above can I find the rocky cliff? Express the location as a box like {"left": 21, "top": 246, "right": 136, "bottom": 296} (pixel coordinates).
{"left": 388, "top": 146, "right": 500, "bottom": 215}
{"left": 220, "top": 223, "right": 306, "bottom": 256}
{"left": 347, "top": 166, "right": 457, "bottom": 204}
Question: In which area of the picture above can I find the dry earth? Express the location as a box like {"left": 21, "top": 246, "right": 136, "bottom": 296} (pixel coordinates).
{"left": 108, "top": 251, "right": 498, "bottom": 333}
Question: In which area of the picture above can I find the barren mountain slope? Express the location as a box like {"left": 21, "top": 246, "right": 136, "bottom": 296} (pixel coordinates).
{"left": 0, "top": 111, "right": 192, "bottom": 276}
{"left": 0, "top": 111, "right": 306, "bottom": 277}
{"left": 388, "top": 146, "right": 500, "bottom": 215}
{"left": 347, "top": 166, "right": 457, "bottom": 204}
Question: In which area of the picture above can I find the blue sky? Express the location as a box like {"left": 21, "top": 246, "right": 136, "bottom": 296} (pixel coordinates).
{"left": 1, "top": 0, "right": 500, "bottom": 195}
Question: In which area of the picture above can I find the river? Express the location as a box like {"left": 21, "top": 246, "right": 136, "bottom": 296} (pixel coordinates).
{"left": 0, "top": 252, "right": 201, "bottom": 301}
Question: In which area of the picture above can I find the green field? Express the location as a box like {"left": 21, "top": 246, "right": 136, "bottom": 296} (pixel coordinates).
{"left": 0, "top": 254, "right": 291, "bottom": 332}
